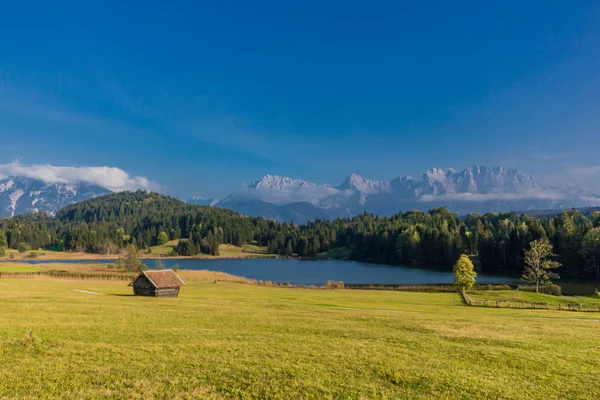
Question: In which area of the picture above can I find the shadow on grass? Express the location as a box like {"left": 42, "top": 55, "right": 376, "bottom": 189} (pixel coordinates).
{"left": 108, "top": 294, "right": 135, "bottom": 297}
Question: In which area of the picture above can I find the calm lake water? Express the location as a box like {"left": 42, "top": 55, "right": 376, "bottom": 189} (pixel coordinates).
{"left": 15, "top": 258, "right": 598, "bottom": 294}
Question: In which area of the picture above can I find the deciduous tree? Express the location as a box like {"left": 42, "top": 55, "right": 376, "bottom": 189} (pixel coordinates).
{"left": 522, "top": 239, "right": 561, "bottom": 293}
{"left": 453, "top": 254, "right": 477, "bottom": 292}
{"left": 157, "top": 231, "right": 169, "bottom": 246}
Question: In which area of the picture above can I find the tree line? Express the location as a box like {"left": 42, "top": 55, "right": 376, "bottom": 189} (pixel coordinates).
{"left": 1, "top": 191, "right": 599, "bottom": 279}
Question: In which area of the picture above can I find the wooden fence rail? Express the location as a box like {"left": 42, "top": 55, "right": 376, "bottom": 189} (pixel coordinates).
{"left": 0, "top": 271, "right": 135, "bottom": 281}
{"left": 468, "top": 299, "right": 600, "bottom": 312}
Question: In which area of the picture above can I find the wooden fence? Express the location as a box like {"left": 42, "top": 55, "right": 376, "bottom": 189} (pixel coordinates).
{"left": 0, "top": 271, "right": 135, "bottom": 281}
{"left": 461, "top": 289, "right": 600, "bottom": 312}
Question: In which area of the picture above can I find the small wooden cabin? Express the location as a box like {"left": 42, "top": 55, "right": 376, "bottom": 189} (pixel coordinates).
{"left": 128, "top": 269, "right": 186, "bottom": 298}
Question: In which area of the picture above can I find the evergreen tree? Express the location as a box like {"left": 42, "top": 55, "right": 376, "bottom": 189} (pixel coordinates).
{"left": 0, "top": 228, "right": 7, "bottom": 249}
{"left": 581, "top": 227, "right": 600, "bottom": 277}
{"left": 285, "top": 240, "right": 293, "bottom": 256}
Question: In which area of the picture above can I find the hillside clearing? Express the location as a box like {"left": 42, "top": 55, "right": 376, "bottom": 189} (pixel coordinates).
{"left": 0, "top": 279, "right": 598, "bottom": 399}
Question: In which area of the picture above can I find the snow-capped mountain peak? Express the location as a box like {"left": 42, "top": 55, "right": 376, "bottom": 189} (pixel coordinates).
{"left": 337, "top": 173, "right": 391, "bottom": 194}
{"left": 249, "top": 174, "right": 315, "bottom": 190}
{"left": 0, "top": 177, "right": 110, "bottom": 217}
{"left": 215, "top": 165, "right": 600, "bottom": 222}
{"left": 188, "top": 196, "right": 218, "bottom": 206}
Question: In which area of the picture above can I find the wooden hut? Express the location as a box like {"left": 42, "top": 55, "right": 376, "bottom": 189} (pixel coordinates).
{"left": 128, "top": 269, "right": 186, "bottom": 298}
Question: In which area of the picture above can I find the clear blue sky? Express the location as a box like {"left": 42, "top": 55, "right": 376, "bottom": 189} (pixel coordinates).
{"left": 1, "top": 1, "right": 599, "bottom": 198}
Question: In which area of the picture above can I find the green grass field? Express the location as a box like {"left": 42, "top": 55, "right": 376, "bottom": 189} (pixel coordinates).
{"left": 0, "top": 279, "right": 599, "bottom": 399}
{"left": 148, "top": 239, "right": 179, "bottom": 255}
{"left": 147, "top": 241, "right": 273, "bottom": 257}
{"left": 324, "top": 247, "right": 354, "bottom": 259}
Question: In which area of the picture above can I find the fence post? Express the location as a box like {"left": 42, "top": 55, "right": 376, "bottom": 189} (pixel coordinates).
{"left": 506, "top": 301, "right": 510, "bottom": 308}
{"left": 496, "top": 301, "right": 500, "bottom": 308}
{"left": 558, "top": 304, "right": 561, "bottom": 311}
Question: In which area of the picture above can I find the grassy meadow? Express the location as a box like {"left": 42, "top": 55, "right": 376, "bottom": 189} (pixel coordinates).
{"left": 0, "top": 278, "right": 599, "bottom": 399}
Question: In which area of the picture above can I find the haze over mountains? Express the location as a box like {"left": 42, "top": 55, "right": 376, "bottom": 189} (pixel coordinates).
{"left": 1, "top": 165, "right": 599, "bottom": 221}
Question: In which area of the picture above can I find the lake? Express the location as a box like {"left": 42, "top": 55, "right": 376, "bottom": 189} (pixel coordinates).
{"left": 14, "top": 258, "right": 598, "bottom": 294}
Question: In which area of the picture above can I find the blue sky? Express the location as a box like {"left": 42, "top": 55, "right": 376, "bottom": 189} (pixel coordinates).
{"left": 1, "top": 1, "right": 599, "bottom": 199}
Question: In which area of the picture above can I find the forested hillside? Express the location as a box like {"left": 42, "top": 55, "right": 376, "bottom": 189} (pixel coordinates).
{"left": 1, "top": 191, "right": 599, "bottom": 278}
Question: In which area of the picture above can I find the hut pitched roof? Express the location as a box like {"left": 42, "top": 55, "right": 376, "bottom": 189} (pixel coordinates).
{"left": 128, "top": 269, "right": 186, "bottom": 288}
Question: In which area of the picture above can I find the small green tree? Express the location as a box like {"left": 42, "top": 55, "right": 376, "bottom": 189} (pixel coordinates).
{"left": 453, "top": 254, "right": 477, "bottom": 292}
{"left": 0, "top": 247, "right": 5, "bottom": 257}
{"left": 157, "top": 231, "right": 169, "bottom": 246}
{"left": 154, "top": 259, "right": 165, "bottom": 270}
{"left": 115, "top": 257, "right": 125, "bottom": 270}
{"left": 172, "top": 263, "right": 180, "bottom": 272}
{"left": 522, "top": 238, "right": 561, "bottom": 293}
{"left": 124, "top": 244, "right": 142, "bottom": 272}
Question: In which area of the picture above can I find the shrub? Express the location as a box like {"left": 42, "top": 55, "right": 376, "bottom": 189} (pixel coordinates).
{"left": 172, "top": 263, "right": 180, "bottom": 272}
{"left": 157, "top": 231, "right": 169, "bottom": 246}
{"left": 519, "top": 284, "right": 562, "bottom": 296}
{"left": 474, "top": 284, "right": 512, "bottom": 291}
{"left": 17, "top": 242, "right": 31, "bottom": 253}
{"left": 0, "top": 247, "right": 5, "bottom": 257}
{"left": 27, "top": 251, "right": 38, "bottom": 258}
{"left": 326, "top": 280, "right": 345, "bottom": 289}
{"left": 595, "top": 289, "right": 600, "bottom": 299}
{"left": 9, "top": 253, "right": 14, "bottom": 259}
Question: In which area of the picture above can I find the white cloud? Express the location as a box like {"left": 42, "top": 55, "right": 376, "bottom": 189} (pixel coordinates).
{"left": 246, "top": 186, "right": 345, "bottom": 205}
{"left": 419, "top": 189, "right": 567, "bottom": 202}
{"left": 0, "top": 161, "right": 158, "bottom": 192}
{"left": 555, "top": 165, "right": 600, "bottom": 193}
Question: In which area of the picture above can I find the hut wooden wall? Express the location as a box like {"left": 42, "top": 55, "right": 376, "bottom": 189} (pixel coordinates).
{"left": 155, "top": 287, "right": 180, "bottom": 298}
{"left": 132, "top": 275, "right": 157, "bottom": 297}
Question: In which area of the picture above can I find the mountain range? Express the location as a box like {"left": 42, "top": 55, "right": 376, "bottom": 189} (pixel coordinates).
{"left": 205, "top": 166, "right": 600, "bottom": 222}
{"left": 1, "top": 165, "right": 599, "bottom": 221}
{"left": 0, "top": 177, "right": 110, "bottom": 217}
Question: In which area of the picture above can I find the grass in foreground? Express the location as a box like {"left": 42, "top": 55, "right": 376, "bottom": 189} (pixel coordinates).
{"left": 469, "top": 289, "right": 600, "bottom": 308}
{"left": 0, "top": 279, "right": 598, "bottom": 399}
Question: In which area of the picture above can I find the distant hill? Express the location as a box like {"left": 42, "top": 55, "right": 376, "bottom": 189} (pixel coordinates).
{"left": 216, "top": 193, "right": 330, "bottom": 224}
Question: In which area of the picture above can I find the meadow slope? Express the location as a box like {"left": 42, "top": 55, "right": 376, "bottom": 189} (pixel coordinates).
{"left": 0, "top": 279, "right": 598, "bottom": 399}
